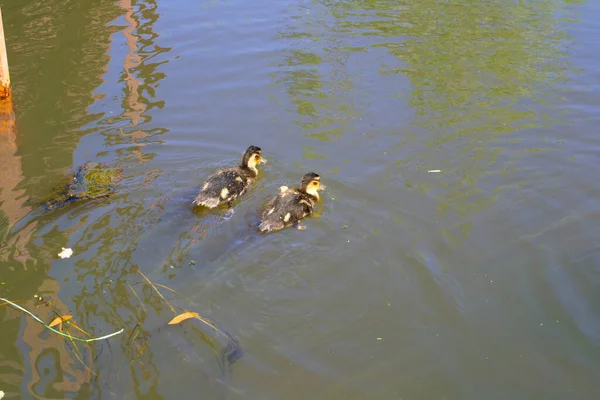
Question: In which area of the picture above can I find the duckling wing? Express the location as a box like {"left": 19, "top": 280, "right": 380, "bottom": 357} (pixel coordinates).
{"left": 193, "top": 168, "right": 249, "bottom": 208}
{"left": 259, "top": 191, "right": 313, "bottom": 232}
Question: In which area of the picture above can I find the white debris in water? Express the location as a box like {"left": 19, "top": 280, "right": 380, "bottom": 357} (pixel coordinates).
{"left": 0, "top": 390, "right": 5, "bottom": 399}
{"left": 58, "top": 248, "right": 73, "bottom": 259}
{"left": 428, "top": 169, "right": 441, "bottom": 173}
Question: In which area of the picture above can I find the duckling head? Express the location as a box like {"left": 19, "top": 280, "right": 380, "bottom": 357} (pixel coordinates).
{"left": 242, "top": 145, "right": 267, "bottom": 174}
{"left": 300, "top": 172, "right": 325, "bottom": 199}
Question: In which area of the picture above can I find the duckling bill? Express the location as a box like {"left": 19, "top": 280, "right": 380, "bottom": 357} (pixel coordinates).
{"left": 259, "top": 172, "right": 325, "bottom": 232}
{"left": 193, "top": 146, "right": 266, "bottom": 215}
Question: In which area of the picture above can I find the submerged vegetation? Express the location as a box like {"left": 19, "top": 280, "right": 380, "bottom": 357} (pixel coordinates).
{"left": 132, "top": 265, "right": 243, "bottom": 371}
{"left": 2, "top": 161, "right": 242, "bottom": 383}
{"left": 0, "top": 265, "right": 242, "bottom": 377}
{"left": 0, "top": 297, "right": 124, "bottom": 342}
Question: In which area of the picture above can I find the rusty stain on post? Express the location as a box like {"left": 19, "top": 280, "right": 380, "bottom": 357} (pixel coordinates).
{"left": 0, "top": 7, "right": 11, "bottom": 100}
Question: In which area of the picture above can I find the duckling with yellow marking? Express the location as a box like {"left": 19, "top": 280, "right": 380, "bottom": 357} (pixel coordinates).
{"left": 259, "top": 172, "right": 325, "bottom": 232}
{"left": 193, "top": 146, "right": 266, "bottom": 218}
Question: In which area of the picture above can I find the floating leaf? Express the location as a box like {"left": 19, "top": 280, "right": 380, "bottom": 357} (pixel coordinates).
{"left": 49, "top": 315, "right": 73, "bottom": 327}
{"left": 168, "top": 312, "right": 199, "bottom": 325}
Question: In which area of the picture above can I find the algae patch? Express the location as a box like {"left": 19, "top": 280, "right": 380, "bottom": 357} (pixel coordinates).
{"left": 44, "top": 162, "right": 123, "bottom": 210}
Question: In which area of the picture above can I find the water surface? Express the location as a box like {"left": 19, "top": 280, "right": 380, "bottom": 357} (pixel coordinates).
{"left": 1, "top": 0, "right": 600, "bottom": 398}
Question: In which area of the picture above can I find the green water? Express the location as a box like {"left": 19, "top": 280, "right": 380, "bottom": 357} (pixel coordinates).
{"left": 1, "top": 0, "right": 599, "bottom": 398}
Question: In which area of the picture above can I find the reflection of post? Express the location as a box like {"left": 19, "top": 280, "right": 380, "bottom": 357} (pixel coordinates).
{"left": 120, "top": 0, "right": 144, "bottom": 126}
{"left": 20, "top": 279, "right": 93, "bottom": 395}
{"left": 0, "top": 102, "right": 29, "bottom": 228}
{"left": 0, "top": 7, "right": 31, "bottom": 245}
{"left": 0, "top": 92, "right": 36, "bottom": 265}
{"left": 118, "top": 0, "right": 150, "bottom": 162}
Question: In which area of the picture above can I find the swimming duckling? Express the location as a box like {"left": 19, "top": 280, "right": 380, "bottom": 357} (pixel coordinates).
{"left": 193, "top": 146, "right": 266, "bottom": 217}
{"left": 259, "top": 172, "right": 325, "bottom": 232}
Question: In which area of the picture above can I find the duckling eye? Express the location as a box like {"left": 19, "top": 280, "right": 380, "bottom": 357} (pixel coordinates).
{"left": 254, "top": 155, "right": 260, "bottom": 160}
{"left": 312, "top": 181, "right": 318, "bottom": 185}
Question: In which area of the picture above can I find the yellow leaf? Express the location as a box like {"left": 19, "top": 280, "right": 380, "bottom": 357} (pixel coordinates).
{"left": 49, "top": 315, "right": 73, "bottom": 327}
{"left": 168, "top": 312, "right": 199, "bottom": 325}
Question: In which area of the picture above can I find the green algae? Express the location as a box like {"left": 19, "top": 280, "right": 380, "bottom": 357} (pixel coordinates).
{"left": 44, "top": 162, "right": 123, "bottom": 210}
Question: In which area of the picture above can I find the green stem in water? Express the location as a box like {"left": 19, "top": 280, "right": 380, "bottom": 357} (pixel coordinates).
{"left": 0, "top": 297, "right": 123, "bottom": 343}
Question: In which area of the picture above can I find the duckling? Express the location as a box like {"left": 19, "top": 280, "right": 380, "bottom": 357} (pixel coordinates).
{"left": 259, "top": 172, "right": 325, "bottom": 232}
{"left": 193, "top": 146, "right": 266, "bottom": 217}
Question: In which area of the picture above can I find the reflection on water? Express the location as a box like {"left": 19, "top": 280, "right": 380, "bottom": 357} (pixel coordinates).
{"left": 0, "top": 0, "right": 123, "bottom": 398}
{"left": 2, "top": 0, "right": 600, "bottom": 398}
{"left": 319, "top": 0, "right": 575, "bottom": 222}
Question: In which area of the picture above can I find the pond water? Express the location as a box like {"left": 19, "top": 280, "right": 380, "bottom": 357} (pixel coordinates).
{"left": 1, "top": 0, "right": 600, "bottom": 398}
